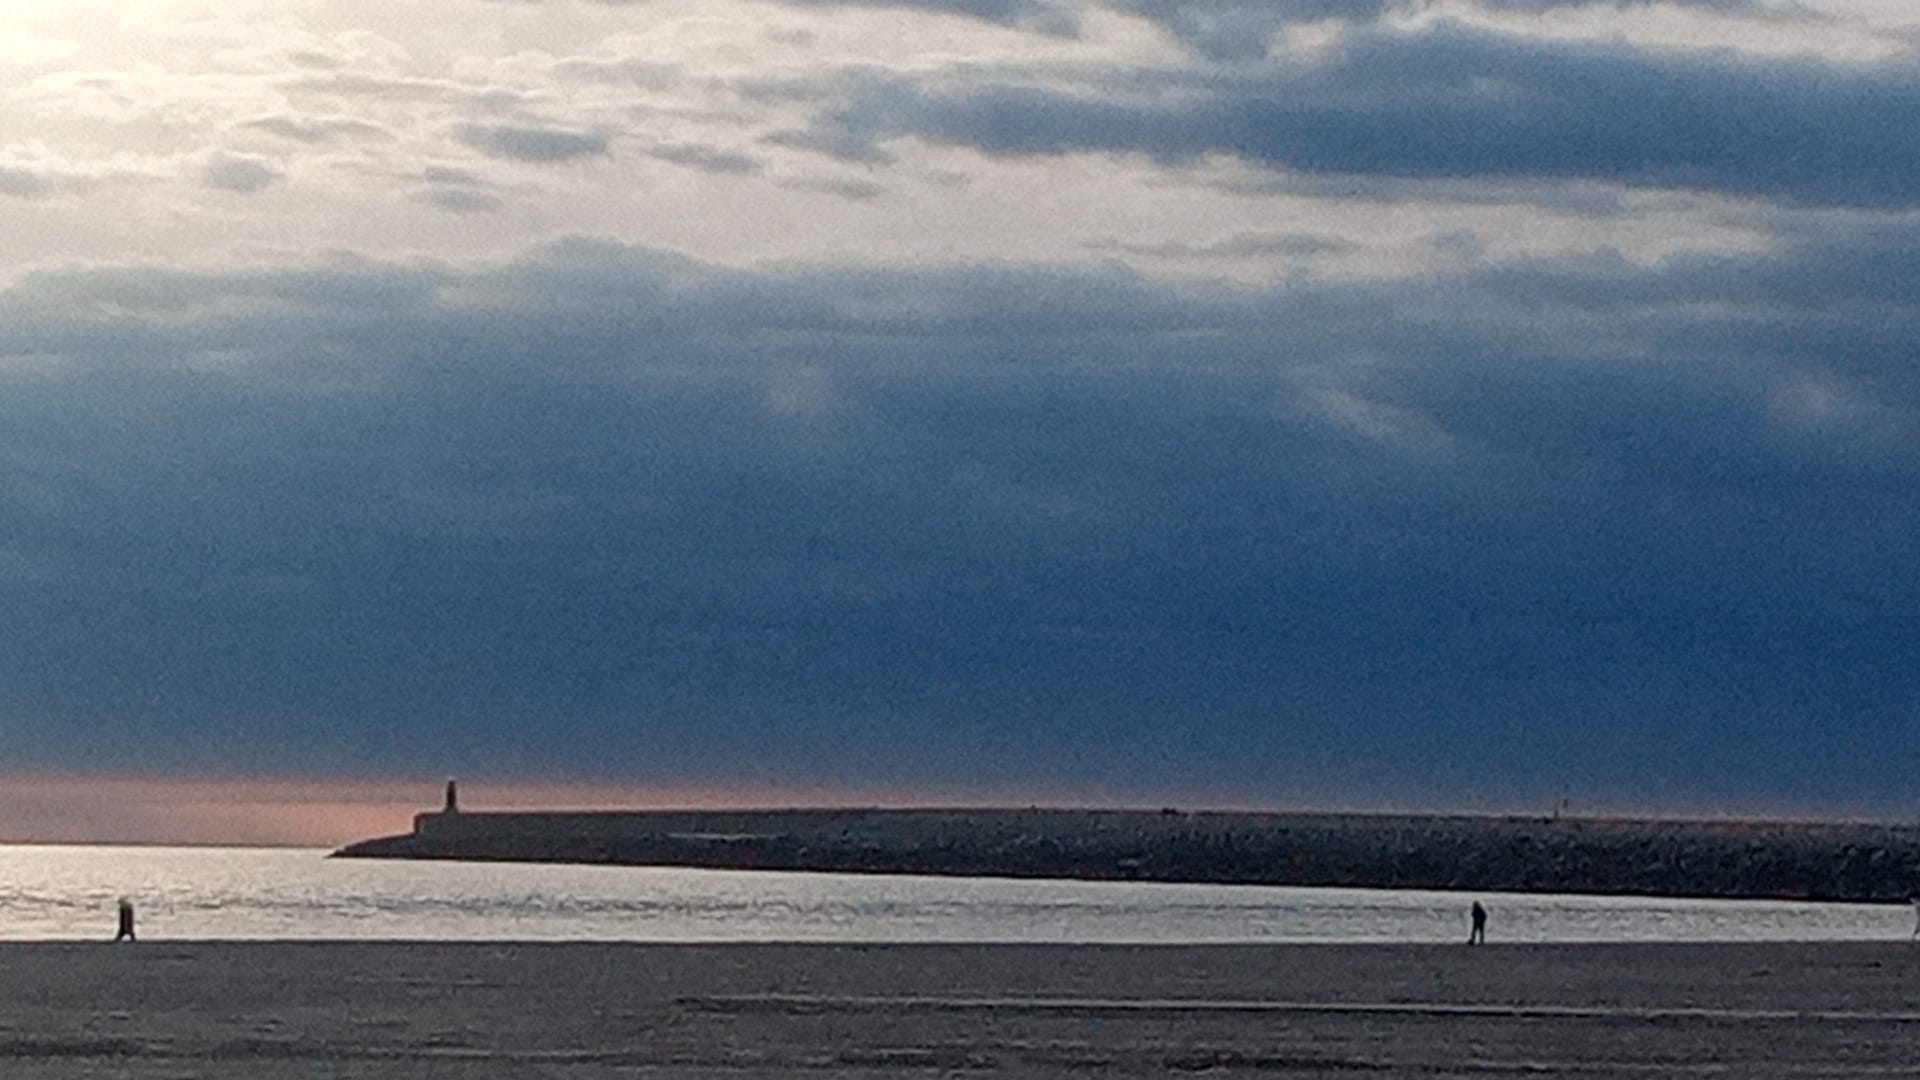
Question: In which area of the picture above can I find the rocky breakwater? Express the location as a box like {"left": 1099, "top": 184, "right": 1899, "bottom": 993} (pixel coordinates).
{"left": 334, "top": 808, "right": 1920, "bottom": 903}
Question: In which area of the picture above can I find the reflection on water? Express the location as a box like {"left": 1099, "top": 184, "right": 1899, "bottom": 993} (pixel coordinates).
{"left": 0, "top": 844, "right": 1909, "bottom": 943}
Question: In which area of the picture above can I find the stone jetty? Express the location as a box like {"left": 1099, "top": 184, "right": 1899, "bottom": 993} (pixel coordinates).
{"left": 334, "top": 804, "right": 1920, "bottom": 903}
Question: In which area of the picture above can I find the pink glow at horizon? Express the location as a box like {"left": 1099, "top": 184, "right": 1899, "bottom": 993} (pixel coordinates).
{"left": 0, "top": 776, "right": 1847, "bottom": 848}
{"left": 0, "top": 775, "right": 1057, "bottom": 848}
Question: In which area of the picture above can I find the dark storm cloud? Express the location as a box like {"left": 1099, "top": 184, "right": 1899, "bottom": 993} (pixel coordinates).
{"left": 769, "top": 0, "right": 1774, "bottom": 60}
{"left": 500, "top": 0, "right": 1768, "bottom": 51}
{"left": 457, "top": 124, "right": 611, "bottom": 162}
{"left": 1104, "top": 1, "right": 1770, "bottom": 60}
{"left": 802, "top": 22, "right": 1920, "bottom": 207}
{"left": 2, "top": 227, "right": 1915, "bottom": 808}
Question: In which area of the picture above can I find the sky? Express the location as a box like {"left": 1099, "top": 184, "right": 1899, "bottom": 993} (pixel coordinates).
{"left": 1, "top": 0, "right": 1917, "bottom": 844}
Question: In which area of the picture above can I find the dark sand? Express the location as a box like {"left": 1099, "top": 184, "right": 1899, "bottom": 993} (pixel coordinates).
{"left": 4, "top": 941, "right": 1919, "bottom": 1077}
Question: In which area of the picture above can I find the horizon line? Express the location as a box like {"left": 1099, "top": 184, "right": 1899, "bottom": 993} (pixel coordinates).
{"left": 0, "top": 771, "right": 1916, "bottom": 848}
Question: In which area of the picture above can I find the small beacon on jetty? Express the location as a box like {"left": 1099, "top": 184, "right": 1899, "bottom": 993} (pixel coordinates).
{"left": 444, "top": 778, "right": 459, "bottom": 815}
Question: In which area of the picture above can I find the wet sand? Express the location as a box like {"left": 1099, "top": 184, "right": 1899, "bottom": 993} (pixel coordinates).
{"left": 3, "top": 940, "right": 1918, "bottom": 1077}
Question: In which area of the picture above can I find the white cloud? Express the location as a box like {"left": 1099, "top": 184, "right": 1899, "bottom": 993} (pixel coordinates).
{"left": 457, "top": 122, "right": 611, "bottom": 162}
{"left": 419, "top": 184, "right": 506, "bottom": 213}
{"left": 0, "top": 0, "right": 1895, "bottom": 288}
{"left": 1770, "top": 374, "right": 1919, "bottom": 455}
{"left": 201, "top": 150, "right": 281, "bottom": 192}
{"left": 0, "top": 33, "right": 81, "bottom": 68}
{"left": 239, "top": 114, "right": 395, "bottom": 144}
{"left": 1302, "top": 384, "right": 1458, "bottom": 455}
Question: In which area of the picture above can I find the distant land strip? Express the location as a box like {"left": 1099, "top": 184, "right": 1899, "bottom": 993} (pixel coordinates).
{"left": 332, "top": 807, "right": 1920, "bottom": 903}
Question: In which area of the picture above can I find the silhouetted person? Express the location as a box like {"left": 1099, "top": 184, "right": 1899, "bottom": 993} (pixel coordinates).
{"left": 115, "top": 897, "right": 136, "bottom": 942}
{"left": 1468, "top": 900, "right": 1487, "bottom": 945}
{"left": 1909, "top": 893, "right": 1919, "bottom": 941}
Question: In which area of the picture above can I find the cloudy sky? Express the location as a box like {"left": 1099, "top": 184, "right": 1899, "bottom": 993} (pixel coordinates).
{"left": 2, "top": 0, "right": 1916, "bottom": 843}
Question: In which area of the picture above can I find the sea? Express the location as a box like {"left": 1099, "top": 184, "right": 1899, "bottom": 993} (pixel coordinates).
{"left": 0, "top": 844, "right": 1911, "bottom": 943}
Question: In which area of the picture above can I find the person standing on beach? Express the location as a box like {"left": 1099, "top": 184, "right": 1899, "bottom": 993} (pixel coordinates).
{"left": 115, "top": 896, "right": 136, "bottom": 942}
{"left": 1468, "top": 901, "right": 1487, "bottom": 945}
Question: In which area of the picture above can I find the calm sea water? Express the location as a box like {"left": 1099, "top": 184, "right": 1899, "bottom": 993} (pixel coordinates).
{"left": 0, "top": 844, "right": 1910, "bottom": 943}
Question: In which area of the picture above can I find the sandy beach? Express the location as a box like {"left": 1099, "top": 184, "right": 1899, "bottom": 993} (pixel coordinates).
{"left": 2, "top": 941, "right": 1917, "bottom": 1077}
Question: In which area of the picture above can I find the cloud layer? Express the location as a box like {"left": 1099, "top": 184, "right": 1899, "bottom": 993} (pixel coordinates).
{"left": 3, "top": 226, "right": 1915, "bottom": 811}
{"left": 0, "top": 0, "right": 1916, "bottom": 821}
{"left": 800, "top": 22, "right": 1920, "bottom": 207}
